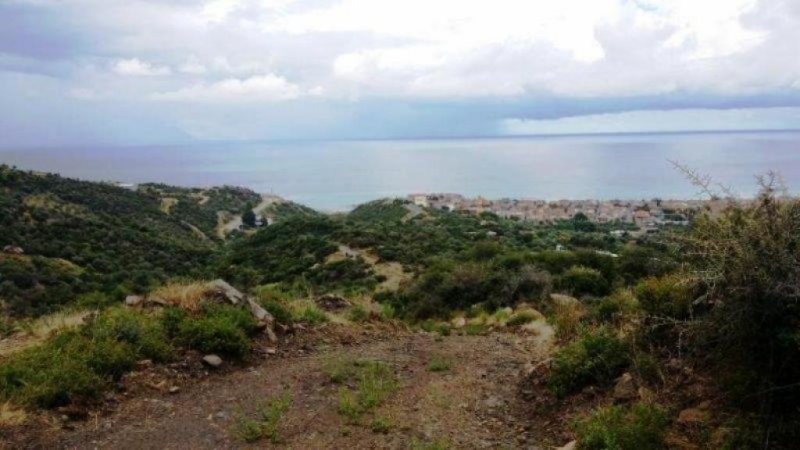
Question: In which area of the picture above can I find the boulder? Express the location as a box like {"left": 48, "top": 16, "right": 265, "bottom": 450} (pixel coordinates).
{"left": 556, "top": 440, "right": 577, "bottom": 450}
{"left": 202, "top": 354, "right": 223, "bottom": 368}
{"left": 2, "top": 245, "right": 24, "bottom": 255}
{"left": 316, "top": 294, "right": 349, "bottom": 311}
{"left": 206, "top": 279, "right": 246, "bottom": 305}
{"left": 125, "top": 295, "right": 144, "bottom": 307}
{"left": 247, "top": 298, "right": 277, "bottom": 342}
{"left": 613, "top": 373, "right": 637, "bottom": 402}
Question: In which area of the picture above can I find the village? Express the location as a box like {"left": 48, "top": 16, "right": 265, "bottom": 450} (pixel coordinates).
{"left": 406, "top": 193, "right": 736, "bottom": 227}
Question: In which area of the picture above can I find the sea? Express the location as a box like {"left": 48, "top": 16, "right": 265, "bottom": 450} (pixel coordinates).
{"left": 2, "top": 131, "right": 799, "bottom": 211}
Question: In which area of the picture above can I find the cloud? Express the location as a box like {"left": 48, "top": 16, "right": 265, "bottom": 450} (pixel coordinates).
{"left": 1, "top": 0, "right": 800, "bottom": 144}
{"left": 502, "top": 107, "right": 800, "bottom": 135}
{"left": 112, "top": 58, "right": 171, "bottom": 76}
{"left": 151, "top": 74, "right": 303, "bottom": 102}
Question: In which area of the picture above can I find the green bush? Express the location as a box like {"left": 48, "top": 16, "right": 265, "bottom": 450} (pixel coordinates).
{"left": 634, "top": 274, "right": 695, "bottom": 319}
{"left": 559, "top": 266, "right": 610, "bottom": 297}
{"left": 294, "top": 305, "right": 327, "bottom": 324}
{"left": 592, "top": 290, "right": 639, "bottom": 323}
{"left": 90, "top": 307, "right": 174, "bottom": 362}
{"left": 348, "top": 304, "right": 370, "bottom": 323}
{"left": 549, "top": 326, "right": 630, "bottom": 397}
{"left": 573, "top": 403, "right": 668, "bottom": 450}
{"left": 0, "top": 307, "right": 175, "bottom": 408}
{"left": 178, "top": 304, "right": 257, "bottom": 358}
{"left": 507, "top": 310, "right": 539, "bottom": 327}
{"left": 259, "top": 299, "right": 293, "bottom": 325}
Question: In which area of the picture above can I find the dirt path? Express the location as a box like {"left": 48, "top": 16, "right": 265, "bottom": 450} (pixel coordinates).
{"left": 217, "top": 196, "right": 281, "bottom": 238}
{"left": 20, "top": 326, "right": 553, "bottom": 449}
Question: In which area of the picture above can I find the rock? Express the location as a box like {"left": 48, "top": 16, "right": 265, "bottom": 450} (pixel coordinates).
{"left": 677, "top": 407, "right": 710, "bottom": 425}
{"left": 202, "top": 354, "right": 223, "bottom": 368}
{"left": 146, "top": 296, "right": 169, "bottom": 307}
{"left": 550, "top": 294, "right": 579, "bottom": 306}
{"left": 452, "top": 316, "right": 467, "bottom": 328}
{"left": 265, "top": 348, "right": 277, "bottom": 355}
{"left": 125, "top": 295, "right": 144, "bottom": 307}
{"left": 246, "top": 298, "right": 277, "bottom": 342}
{"left": 206, "top": 279, "right": 245, "bottom": 305}
{"left": 483, "top": 396, "right": 504, "bottom": 409}
{"left": 556, "top": 440, "right": 577, "bottom": 450}
{"left": 2, "top": 245, "right": 24, "bottom": 255}
{"left": 613, "top": 373, "right": 637, "bottom": 402}
{"left": 136, "top": 359, "right": 153, "bottom": 369}
{"left": 315, "top": 294, "right": 349, "bottom": 310}
{"left": 169, "top": 386, "right": 180, "bottom": 394}
{"left": 638, "top": 386, "right": 656, "bottom": 403}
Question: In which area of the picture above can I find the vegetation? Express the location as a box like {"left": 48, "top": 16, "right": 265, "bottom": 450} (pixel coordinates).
{"left": 573, "top": 403, "right": 669, "bottom": 450}
{"left": 548, "top": 326, "right": 630, "bottom": 398}
{"left": 230, "top": 392, "right": 292, "bottom": 443}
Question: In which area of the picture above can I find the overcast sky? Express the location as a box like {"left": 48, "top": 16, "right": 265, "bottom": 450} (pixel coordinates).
{"left": 2, "top": 0, "right": 800, "bottom": 146}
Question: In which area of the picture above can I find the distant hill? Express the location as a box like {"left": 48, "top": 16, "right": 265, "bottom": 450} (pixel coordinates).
{"left": 0, "top": 166, "right": 239, "bottom": 316}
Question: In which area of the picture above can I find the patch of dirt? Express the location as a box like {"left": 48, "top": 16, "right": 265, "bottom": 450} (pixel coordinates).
{"left": 4, "top": 324, "right": 554, "bottom": 449}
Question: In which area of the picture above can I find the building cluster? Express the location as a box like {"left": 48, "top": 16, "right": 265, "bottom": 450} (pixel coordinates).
{"left": 408, "top": 193, "right": 734, "bottom": 226}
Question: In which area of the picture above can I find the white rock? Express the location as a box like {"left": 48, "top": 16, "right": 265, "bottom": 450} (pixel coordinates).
{"left": 202, "top": 354, "right": 223, "bottom": 368}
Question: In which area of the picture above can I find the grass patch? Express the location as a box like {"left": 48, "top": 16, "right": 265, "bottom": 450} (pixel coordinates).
{"left": 370, "top": 415, "right": 393, "bottom": 433}
{"left": 177, "top": 303, "right": 258, "bottom": 358}
{"left": 294, "top": 305, "right": 328, "bottom": 324}
{"left": 0, "top": 307, "right": 173, "bottom": 408}
{"left": 333, "top": 359, "right": 397, "bottom": 422}
{"left": 550, "top": 301, "right": 585, "bottom": 340}
{"left": 428, "top": 356, "right": 452, "bottom": 372}
{"left": 231, "top": 392, "right": 292, "bottom": 443}
{"left": 464, "top": 322, "right": 487, "bottom": 336}
{"left": 548, "top": 326, "right": 630, "bottom": 398}
{"left": 410, "top": 437, "right": 450, "bottom": 449}
{"left": 507, "top": 310, "right": 539, "bottom": 327}
{"left": 573, "top": 403, "right": 668, "bottom": 450}
{"left": 348, "top": 304, "right": 370, "bottom": 323}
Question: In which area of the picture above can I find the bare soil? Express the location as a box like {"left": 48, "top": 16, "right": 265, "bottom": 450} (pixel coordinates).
{"left": 2, "top": 323, "right": 557, "bottom": 449}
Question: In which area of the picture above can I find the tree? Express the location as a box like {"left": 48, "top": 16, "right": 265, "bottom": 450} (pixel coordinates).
{"left": 242, "top": 208, "right": 256, "bottom": 228}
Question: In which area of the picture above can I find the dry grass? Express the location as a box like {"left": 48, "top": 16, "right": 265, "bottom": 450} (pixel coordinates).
{"left": 0, "top": 402, "right": 27, "bottom": 426}
{"left": 0, "top": 309, "right": 91, "bottom": 358}
{"left": 160, "top": 197, "right": 178, "bottom": 214}
{"left": 551, "top": 301, "right": 586, "bottom": 340}
{"left": 150, "top": 281, "right": 211, "bottom": 312}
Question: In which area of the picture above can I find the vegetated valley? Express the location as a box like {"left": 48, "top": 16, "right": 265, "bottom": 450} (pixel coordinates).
{"left": 1, "top": 164, "right": 798, "bottom": 449}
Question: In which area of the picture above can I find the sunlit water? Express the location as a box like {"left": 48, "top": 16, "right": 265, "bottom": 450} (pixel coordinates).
{"left": 2, "top": 131, "right": 799, "bottom": 211}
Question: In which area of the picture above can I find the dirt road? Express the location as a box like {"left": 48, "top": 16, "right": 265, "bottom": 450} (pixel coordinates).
{"left": 15, "top": 325, "right": 554, "bottom": 449}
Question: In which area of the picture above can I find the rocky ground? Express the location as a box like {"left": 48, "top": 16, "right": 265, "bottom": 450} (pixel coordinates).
{"left": 3, "top": 320, "right": 560, "bottom": 450}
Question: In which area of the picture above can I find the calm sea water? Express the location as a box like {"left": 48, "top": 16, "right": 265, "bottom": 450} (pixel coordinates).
{"left": 2, "top": 131, "right": 800, "bottom": 211}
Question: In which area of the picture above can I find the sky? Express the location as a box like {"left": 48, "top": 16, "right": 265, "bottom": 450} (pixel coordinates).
{"left": 2, "top": 0, "right": 800, "bottom": 147}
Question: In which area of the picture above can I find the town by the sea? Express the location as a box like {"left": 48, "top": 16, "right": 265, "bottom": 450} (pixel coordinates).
{"left": 2, "top": 130, "right": 799, "bottom": 211}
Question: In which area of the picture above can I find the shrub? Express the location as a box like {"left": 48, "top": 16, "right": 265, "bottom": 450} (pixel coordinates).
{"left": 90, "top": 307, "right": 174, "bottom": 362}
{"left": 348, "top": 304, "right": 370, "bottom": 323}
{"left": 259, "top": 299, "right": 293, "bottom": 325}
{"left": 549, "top": 326, "right": 630, "bottom": 397}
{"left": 550, "top": 301, "right": 585, "bottom": 340}
{"left": 178, "top": 304, "right": 257, "bottom": 358}
{"left": 573, "top": 403, "right": 668, "bottom": 450}
{"left": 559, "top": 266, "right": 610, "bottom": 297}
{"left": 634, "top": 274, "right": 695, "bottom": 319}
{"left": 592, "top": 290, "right": 639, "bottom": 324}
{"left": 507, "top": 310, "right": 539, "bottom": 327}
{"left": 428, "top": 356, "right": 451, "bottom": 372}
{"left": 294, "top": 305, "right": 327, "bottom": 324}
{"left": 334, "top": 359, "right": 397, "bottom": 421}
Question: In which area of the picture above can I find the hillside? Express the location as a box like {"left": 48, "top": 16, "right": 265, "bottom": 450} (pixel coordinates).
{"left": 1, "top": 167, "right": 799, "bottom": 449}
{"left": 0, "top": 167, "right": 235, "bottom": 316}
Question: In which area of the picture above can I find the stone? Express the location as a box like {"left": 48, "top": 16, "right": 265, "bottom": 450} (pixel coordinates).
{"left": 613, "top": 373, "right": 637, "bottom": 401}
{"left": 125, "top": 295, "right": 144, "bottom": 307}
{"left": 206, "top": 279, "right": 245, "bottom": 305}
{"left": 202, "top": 354, "right": 223, "bottom": 368}
{"left": 556, "top": 440, "right": 577, "bottom": 450}
{"left": 452, "top": 316, "right": 467, "bottom": 328}
{"left": 169, "top": 386, "right": 180, "bottom": 394}
{"left": 550, "top": 294, "right": 579, "bottom": 306}
{"left": 315, "top": 294, "right": 349, "bottom": 310}
{"left": 483, "top": 396, "right": 504, "bottom": 409}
